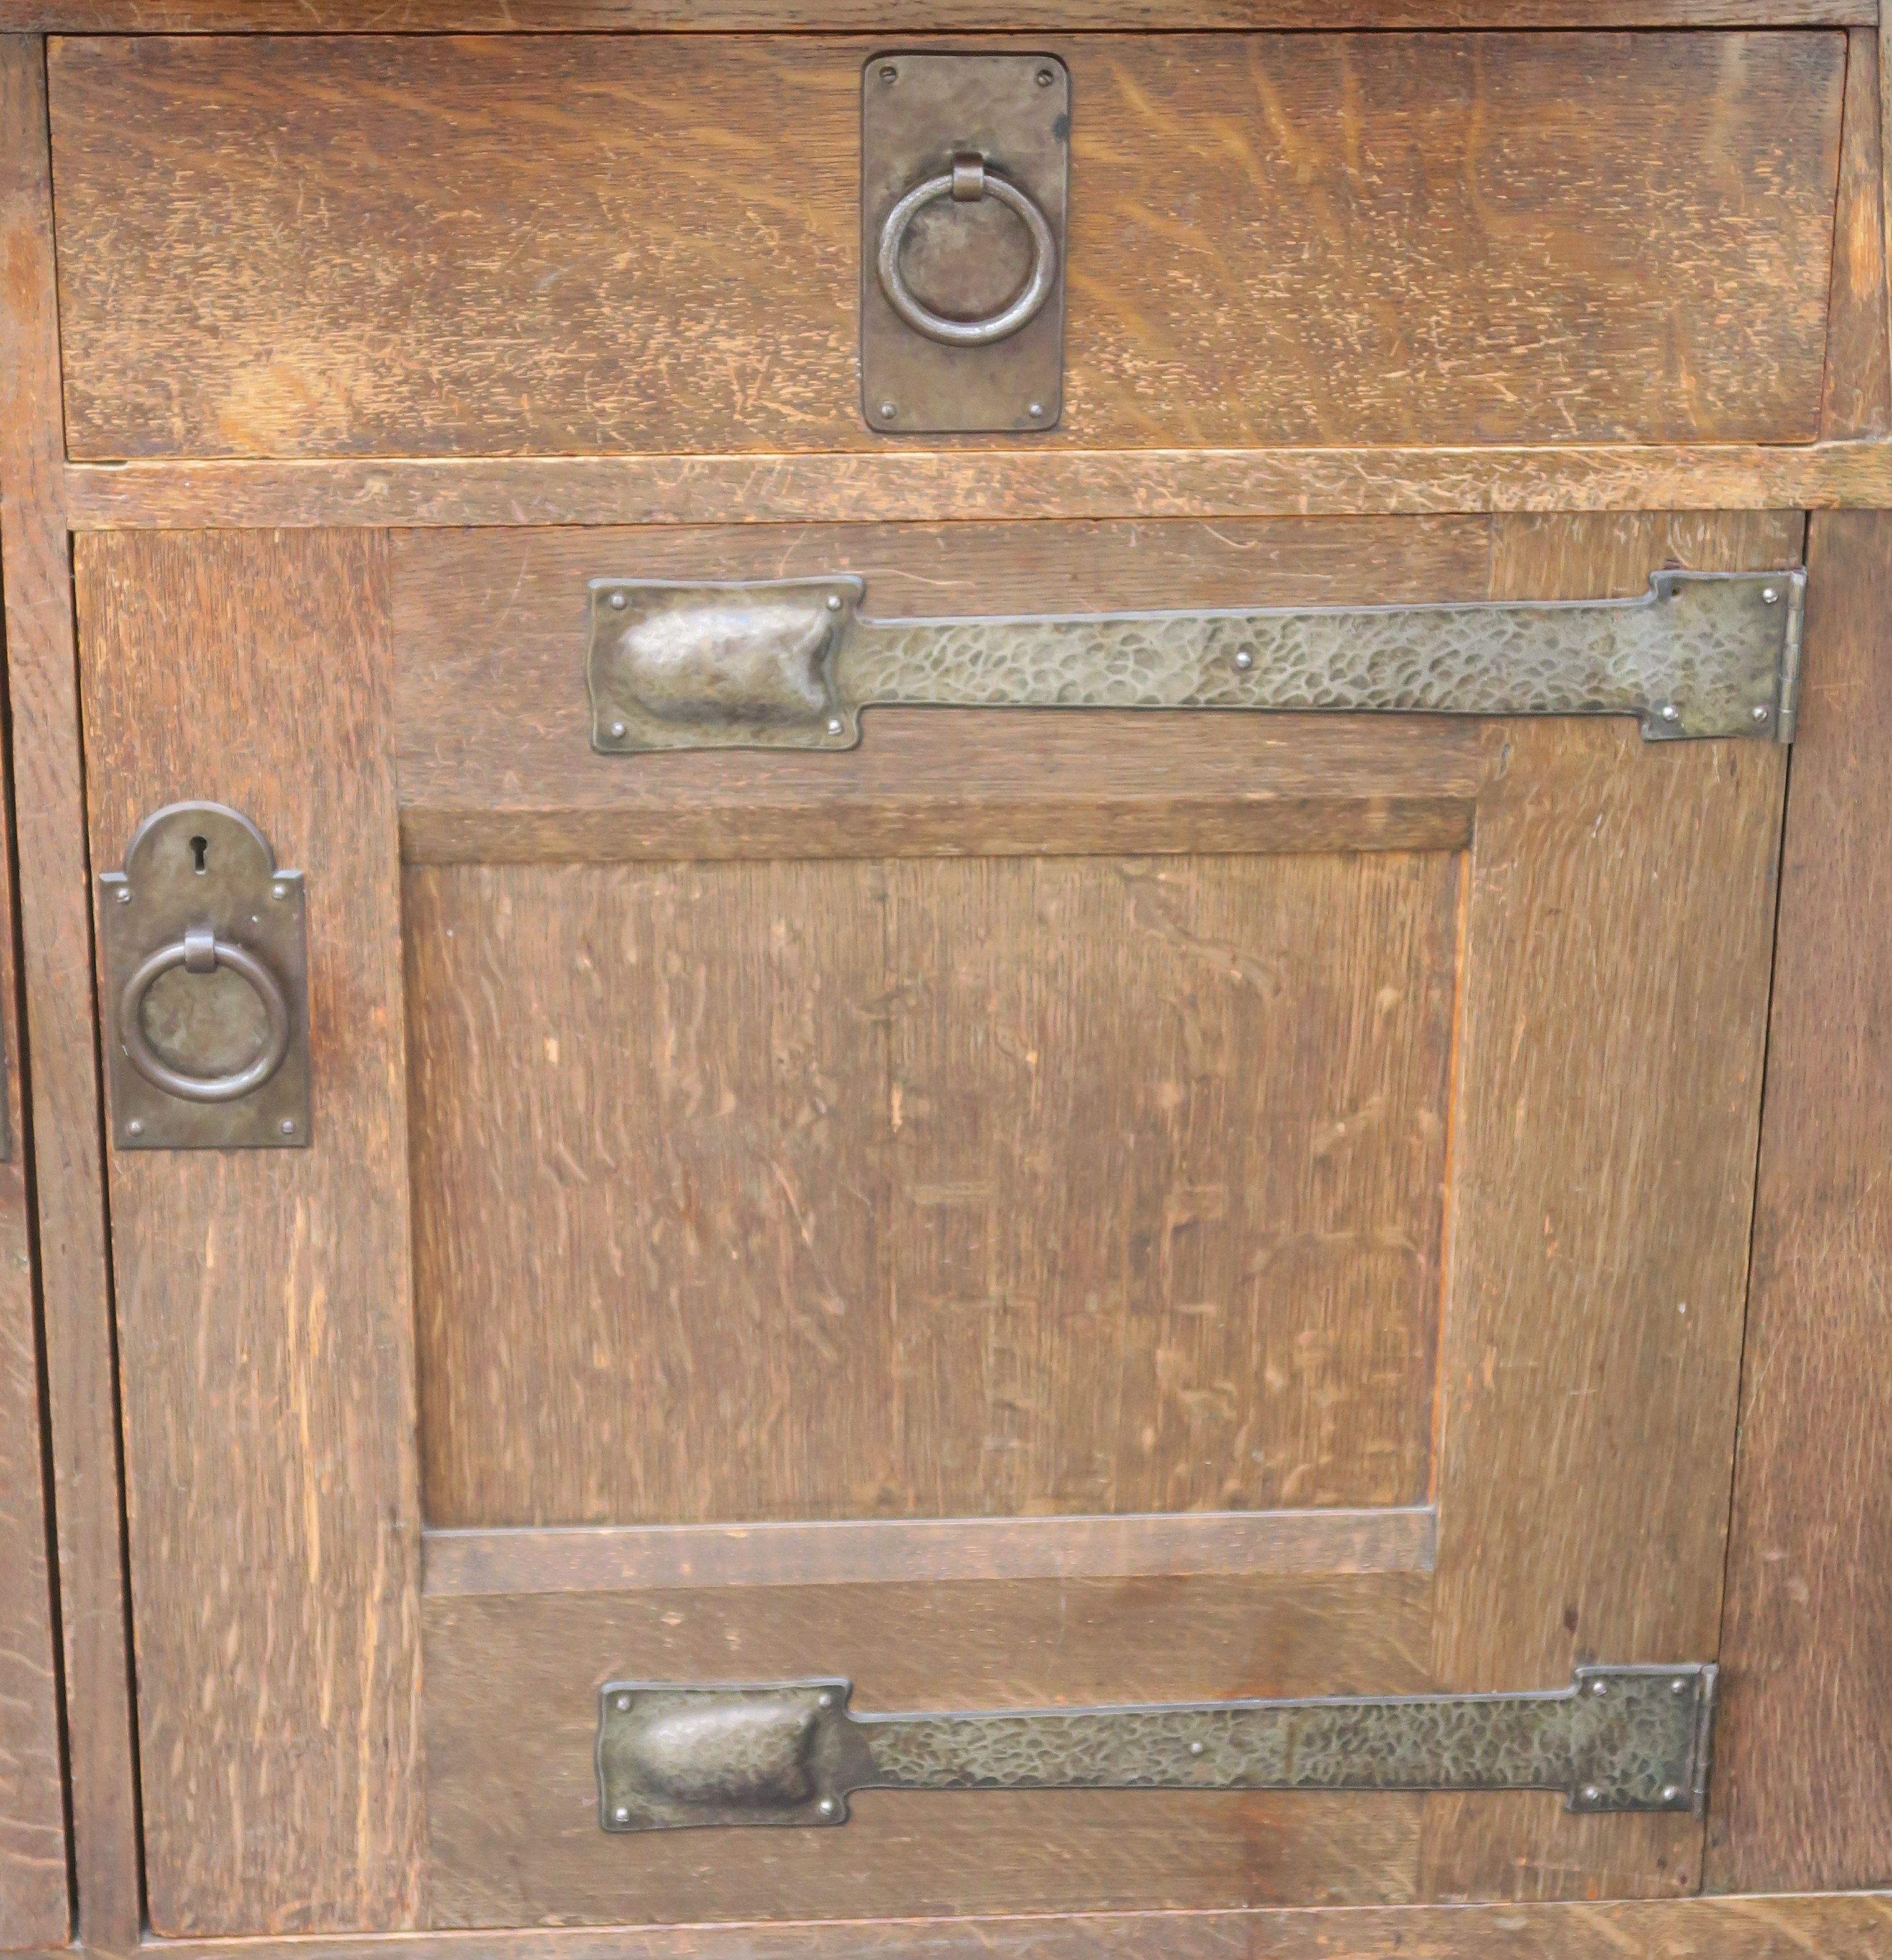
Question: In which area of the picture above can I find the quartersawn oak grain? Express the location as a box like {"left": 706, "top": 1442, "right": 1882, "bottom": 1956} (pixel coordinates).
{"left": 0, "top": 33, "right": 127, "bottom": 1956}
{"left": 1419, "top": 512, "right": 1798, "bottom": 1902}
{"left": 422, "top": 1572, "right": 1432, "bottom": 1925}
{"left": 1706, "top": 511, "right": 1892, "bottom": 1892}
{"left": 407, "top": 851, "right": 1457, "bottom": 1526}
{"left": 394, "top": 517, "right": 1495, "bottom": 861}
{"left": 73, "top": 532, "right": 428, "bottom": 1938}
{"left": 47, "top": 32, "right": 1844, "bottom": 458}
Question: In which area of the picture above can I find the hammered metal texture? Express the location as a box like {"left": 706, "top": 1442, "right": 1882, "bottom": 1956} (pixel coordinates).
{"left": 587, "top": 571, "right": 1801, "bottom": 753}
{"left": 598, "top": 1667, "right": 1715, "bottom": 1831}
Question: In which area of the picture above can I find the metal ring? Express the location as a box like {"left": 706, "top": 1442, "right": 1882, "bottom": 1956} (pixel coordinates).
{"left": 119, "top": 935, "right": 291, "bottom": 1104}
{"left": 876, "top": 170, "right": 1057, "bottom": 348}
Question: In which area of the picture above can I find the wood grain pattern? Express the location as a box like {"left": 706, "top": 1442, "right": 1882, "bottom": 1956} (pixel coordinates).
{"left": 64, "top": 443, "right": 1892, "bottom": 532}
{"left": 1417, "top": 512, "right": 1799, "bottom": 1903}
{"left": 47, "top": 33, "right": 1844, "bottom": 460}
{"left": 0, "top": 429, "right": 67, "bottom": 1945}
{"left": 423, "top": 1572, "right": 1431, "bottom": 1925}
{"left": 6, "top": 1, "right": 1880, "bottom": 25}
{"left": 1821, "top": 32, "right": 1891, "bottom": 439}
{"left": 91, "top": 1891, "right": 1892, "bottom": 1960}
{"left": 0, "top": 34, "right": 133, "bottom": 1957}
{"left": 73, "top": 531, "right": 427, "bottom": 1938}
{"left": 394, "top": 517, "right": 1494, "bottom": 861}
{"left": 408, "top": 850, "right": 1457, "bottom": 1527}
{"left": 1706, "top": 510, "right": 1892, "bottom": 1892}
{"left": 423, "top": 1506, "right": 1437, "bottom": 1594}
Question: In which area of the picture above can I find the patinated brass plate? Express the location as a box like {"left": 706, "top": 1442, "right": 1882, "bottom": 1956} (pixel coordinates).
{"left": 587, "top": 569, "right": 1805, "bottom": 753}
{"left": 861, "top": 52, "right": 1070, "bottom": 435}
{"left": 598, "top": 1666, "right": 1717, "bottom": 1831}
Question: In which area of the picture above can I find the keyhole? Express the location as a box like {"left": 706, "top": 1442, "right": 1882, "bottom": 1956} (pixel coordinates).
{"left": 190, "top": 835, "right": 208, "bottom": 874}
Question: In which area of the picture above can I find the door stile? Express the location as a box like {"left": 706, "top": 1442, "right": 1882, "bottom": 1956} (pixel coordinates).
{"left": 1419, "top": 514, "right": 1798, "bottom": 1900}
{"left": 0, "top": 32, "right": 135, "bottom": 1956}
{"left": 71, "top": 530, "right": 428, "bottom": 1939}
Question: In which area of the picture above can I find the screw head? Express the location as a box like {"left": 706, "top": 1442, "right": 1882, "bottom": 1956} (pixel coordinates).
{"left": 280, "top": 1119, "right": 296, "bottom": 1137}
{"left": 1763, "top": 587, "right": 1780, "bottom": 604}
{"left": 1671, "top": 1677, "right": 1691, "bottom": 1694}
{"left": 879, "top": 63, "right": 898, "bottom": 83}
{"left": 271, "top": 882, "right": 288, "bottom": 900}
{"left": 1591, "top": 1680, "right": 1609, "bottom": 1697}
{"left": 1662, "top": 1784, "right": 1683, "bottom": 1803}
{"left": 1752, "top": 704, "right": 1771, "bottom": 723}
{"left": 1660, "top": 703, "right": 1681, "bottom": 723}
{"left": 116, "top": 887, "right": 133, "bottom": 903}
{"left": 816, "top": 1691, "right": 835, "bottom": 1710}
{"left": 608, "top": 591, "right": 629, "bottom": 610}
{"left": 827, "top": 718, "right": 845, "bottom": 736}
{"left": 826, "top": 594, "right": 842, "bottom": 612}
{"left": 817, "top": 1797, "right": 839, "bottom": 1819}
{"left": 609, "top": 720, "right": 628, "bottom": 740}
{"left": 127, "top": 1120, "right": 143, "bottom": 1138}
{"left": 1027, "top": 401, "right": 1045, "bottom": 418}
{"left": 1234, "top": 650, "right": 1255, "bottom": 671}
{"left": 878, "top": 401, "right": 898, "bottom": 420}
{"left": 1189, "top": 1740, "right": 1205, "bottom": 1757}
{"left": 1036, "top": 67, "right": 1055, "bottom": 86}
{"left": 612, "top": 1806, "right": 631, "bottom": 1824}
{"left": 616, "top": 1694, "right": 633, "bottom": 1712}
{"left": 1582, "top": 1785, "right": 1603, "bottom": 1803}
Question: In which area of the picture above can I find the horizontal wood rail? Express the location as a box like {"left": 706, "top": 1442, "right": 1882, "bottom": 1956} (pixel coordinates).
{"left": 63, "top": 442, "right": 1892, "bottom": 532}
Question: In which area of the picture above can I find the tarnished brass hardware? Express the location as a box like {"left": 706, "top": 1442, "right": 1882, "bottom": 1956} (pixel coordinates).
{"left": 876, "top": 153, "right": 1058, "bottom": 348}
{"left": 862, "top": 52, "right": 1069, "bottom": 433}
{"left": 599, "top": 1666, "right": 1717, "bottom": 1832}
{"left": 587, "top": 569, "right": 1806, "bottom": 754}
{"left": 98, "top": 803, "right": 311, "bottom": 1151}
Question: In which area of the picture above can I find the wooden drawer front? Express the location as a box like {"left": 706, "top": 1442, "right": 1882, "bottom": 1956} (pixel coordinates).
{"left": 48, "top": 30, "right": 1843, "bottom": 461}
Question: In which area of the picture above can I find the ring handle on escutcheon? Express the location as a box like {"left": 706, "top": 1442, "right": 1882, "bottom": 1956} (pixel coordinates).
{"left": 118, "top": 925, "right": 292, "bottom": 1104}
{"left": 875, "top": 152, "right": 1058, "bottom": 347}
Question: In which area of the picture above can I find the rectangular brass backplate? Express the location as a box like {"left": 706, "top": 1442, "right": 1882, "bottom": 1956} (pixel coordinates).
{"left": 861, "top": 52, "right": 1069, "bottom": 435}
{"left": 98, "top": 802, "right": 310, "bottom": 1151}
{"left": 598, "top": 1666, "right": 1717, "bottom": 1831}
{"left": 588, "top": 569, "right": 1805, "bottom": 753}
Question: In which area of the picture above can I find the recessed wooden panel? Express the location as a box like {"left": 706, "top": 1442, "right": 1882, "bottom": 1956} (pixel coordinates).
{"left": 408, "top": 849, "right": 1457, "bottom": 1527}
{"left": 423, "top": 1568, "right": 1432, "bottom": 1925}
{"left": 48, "top": 32, "right": 1844, "bottom": 458}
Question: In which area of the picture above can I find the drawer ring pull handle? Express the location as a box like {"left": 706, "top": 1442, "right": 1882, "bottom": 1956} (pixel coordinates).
{"left": 119, "top": 927, "right": 293, "bottom": 1105}
{"left": 876, "top": 154, "right": 1057, "bottom": 348}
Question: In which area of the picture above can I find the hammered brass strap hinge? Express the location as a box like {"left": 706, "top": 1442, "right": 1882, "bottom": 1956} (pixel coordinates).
{"left": 585, "top": 569, "right": 1804, "bottom": 754}
{"left": 597, "top": 1665, "right": 1717, "bottom": 1832}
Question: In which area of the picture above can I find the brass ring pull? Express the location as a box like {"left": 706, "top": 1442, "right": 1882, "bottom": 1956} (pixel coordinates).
{"left": 876, "top": 154, "right": 1057, "bottom": 348}
{"left": 119, "top": 926, "right": 292, "bottom": 1105}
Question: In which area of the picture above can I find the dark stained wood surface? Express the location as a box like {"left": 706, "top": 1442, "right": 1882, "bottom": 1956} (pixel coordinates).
{"left": 1705, "top": 510, "right": 1892, "bottom": 1892}
{"left": 423, "top": 1572, "right": 1432, "bottom": 1924}
{"left": 422, "top": 1506, "right": 1436, "bottom": 1594}
{"left": 1417, "top": 512, "right": 1798, "bottom": 1901}
{"left": 394, "top": 517, "right": 1496, "bottom": 861}
{"left": 107, "top": 1891, "right": 1892, "bottom": 1960}
{"left": 48, "top": 33, "right": 1845, "bottom": 459}
{"left": 73, "top": 531, "right": 427, "bottom": 1938}
{"left": 1820, "top": 31, "right": 1891, "bottom": 440}
{"left": 0, "top": 34, "right": 135, "bottom": 1957}
{"left": 64, "top": 443, "right": 1892, "bottom": 532}
{"left": 407, "top": 850, "right": 1457, "bottom": 1526}
{"left": 5, "top": 0, "right": 1880, "bottom": 24}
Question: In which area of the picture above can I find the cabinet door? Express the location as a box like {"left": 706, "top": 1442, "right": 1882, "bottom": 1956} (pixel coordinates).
{"left": 72, "top": 510, "right": 1793, "bottom": 1939}
{"left": 0, "top": 750, "right": 69, "bottom": 1952}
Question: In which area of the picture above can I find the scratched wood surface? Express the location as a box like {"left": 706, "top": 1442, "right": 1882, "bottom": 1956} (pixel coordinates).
{"left": 407, "top": 850, "right": 1457, "bottom": 1527}
{"left": 47, "top": 32, "right": 1844, "bottom": 459}
{"left": 1706, "top": 511, "right": 1892, "bottom": 1892}
{"left": 393, "top": 515, "right": 1495, "bottom": 862}
{"left": 423, "top": 1571, "right": 1432, "bottom": 1924}
{"left": 1820, "top": 30, "right": 1891, "bottom": 440}
{"left": 73, "top": 530, "right": 427, "bottom": 1938}
{"left": 1416, "top": 512, "right": 1798, "bottom": 1902}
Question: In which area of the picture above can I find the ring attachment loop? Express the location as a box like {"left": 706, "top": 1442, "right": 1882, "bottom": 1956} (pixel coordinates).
{"left": 876, "top": 158, "right": 1058, "bottom": 348}
{"left": 119, "top": 932, "right": 293, "bottom": 1105}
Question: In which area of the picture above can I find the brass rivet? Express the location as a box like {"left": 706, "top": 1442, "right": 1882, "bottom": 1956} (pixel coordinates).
{"left": 880, "top": 64, "right": 898, "bottom": 83}
{"left": 609, "top": 591, "right": 629, "bottom": 610}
